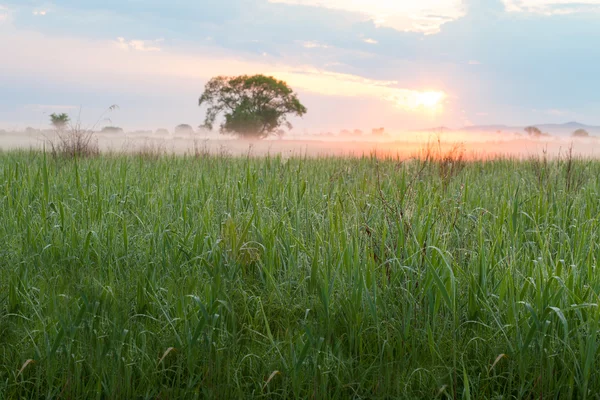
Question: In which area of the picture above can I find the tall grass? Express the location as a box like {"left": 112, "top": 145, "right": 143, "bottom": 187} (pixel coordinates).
{"left": 0, "top": 150, "right": 599, "bottom": 398}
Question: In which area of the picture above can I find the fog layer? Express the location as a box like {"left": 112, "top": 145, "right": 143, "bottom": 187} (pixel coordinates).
{"left": 1, "top": 128, "right": 600, "bottom": 159}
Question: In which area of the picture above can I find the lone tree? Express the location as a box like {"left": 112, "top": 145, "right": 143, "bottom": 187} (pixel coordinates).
{"left": 50, "top": 113, "right": 70, "bottom": 130}
{"left": 198, "top": 75, "right": 307, "bottom": 139}
{"left": 572, "top": 128, "right": 590, "bottom": 138}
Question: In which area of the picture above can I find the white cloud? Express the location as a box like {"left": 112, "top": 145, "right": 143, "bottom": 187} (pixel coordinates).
{"left": 363, "top": 38, "right": 378, "bottom": 44}
{"left": 468, "top": 60, "right": 481, "bottom": 65}
{"left": 33, "top": 10, "right": 47, "bottom": 16}
{"left": 115, "top": 37, "right": 163, "bottom": 52}
{"left": 269, "top": 0, "right": 600, "bottom": 33}
{"left": 301, "top": 41, "right": 330, "bottom": 49}
{"left": 268, "top": 0, "right": 465, "bottom": 34}
{"left": 503, "top": 0, "right": 600, "bottom": 14}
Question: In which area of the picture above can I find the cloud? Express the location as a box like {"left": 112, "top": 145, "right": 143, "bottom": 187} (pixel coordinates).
{"left": 0, "top": 4, "right": 10, "bottom": 23}
{"left": 115, "top": 37, "right": 163, "bottom": 52}
{"left": 301, "top": 41, "right": 330, "bottom": 49}
{"left": 2, "top": 0, "right": 600, "bottom": 128}
{"left": 503, "top": 0, "right": 600, "bottom": 14}
{"left": 24, "top": 104, "right": 79, "bottom": 111}
{"left": 268, "top": 0, "right": 465, "bottom": 33}
{"left": 273, "top": 68, "right": 447, "bottom": 111}
{"left": 533, "top": 108, "right": 571, "bottom": 117}
{"left": 363, "top": 38, "right": 378, "bottom": 44}
{"left": 0, "top": 30, "right": 448, "bottom": 114}
{"left": 33, "top": 10, "right": 47, "bottom": 16}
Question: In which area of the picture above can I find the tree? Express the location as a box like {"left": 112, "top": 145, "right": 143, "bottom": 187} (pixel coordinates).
{"left": 572, "top": 129, "right": 589, "bottom": 138}
{"left": 524, "top": 126, "right": 542, "bottom": 137}
{"left": 50, "top": 113, "right": 70, "bottom": 130}
{"left": 174, "top": 124, "right": 194, "bottom": 135}
{"left": 198, "top": 75, "right": 307, "bottom": 139}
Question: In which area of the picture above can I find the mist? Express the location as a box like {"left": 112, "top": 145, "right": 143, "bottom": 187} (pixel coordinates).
{"left": 2, "top": 126, "right": 600, "bottom": 159}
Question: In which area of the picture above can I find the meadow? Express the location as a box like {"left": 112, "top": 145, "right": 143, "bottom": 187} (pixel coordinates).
{"left": 1, "top": 149, "right": 599, "bottom": 398}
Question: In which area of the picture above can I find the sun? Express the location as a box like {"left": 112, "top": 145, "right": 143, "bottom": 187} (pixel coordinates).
{"left": 415, "top": 91, "right": 445, "bottom": 109}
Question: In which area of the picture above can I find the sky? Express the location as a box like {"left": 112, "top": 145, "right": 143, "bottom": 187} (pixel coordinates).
{"left": 1, "top": 0, "right": 599, "bottom": 133}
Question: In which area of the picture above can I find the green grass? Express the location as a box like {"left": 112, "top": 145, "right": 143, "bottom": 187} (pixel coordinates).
{"left": 1, "top": 149, "right": 599, "bottom": 399}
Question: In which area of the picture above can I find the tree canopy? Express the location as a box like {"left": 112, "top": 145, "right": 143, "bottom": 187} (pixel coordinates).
{"left": 572, "top": 129, "right": 590, "bottom": 137}
{"left": 524, "top": 126, "right": 542, "bottom": 137}
{"left": 198, "top": 75, "right": 307, "bottom": 139}
{"left": 50, "top": 113, "right": 70, "bottom": 129}
{"left": 100, "top": 126, "right": 124, "bottom": 134}
{"left": 174, "top": 124, "right": 194, "bottom": 135}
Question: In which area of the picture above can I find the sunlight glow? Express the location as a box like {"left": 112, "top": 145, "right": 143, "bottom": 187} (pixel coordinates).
{"left": 415, "top": 91, "right": 445, "bottom": 109}
{"left": 272, "top": 69, "right": 448, "bottom": 113}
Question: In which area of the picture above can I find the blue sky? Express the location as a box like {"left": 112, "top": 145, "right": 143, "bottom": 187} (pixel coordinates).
{"left": 1, "top": 0, "right": 599, "bottom": 132}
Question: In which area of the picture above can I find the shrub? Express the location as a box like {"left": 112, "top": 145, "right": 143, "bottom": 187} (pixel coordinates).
{"left": 174, "top": 124, "right": 194, "bottom": 135}
{"left": 100, "top": 126, "right": 124, "bottom": 134}
{"left": 48, "top": 122, "right": 99, "bottom": 158}
{"left": 572, "top": 129, "right": 590, "bottom": 138}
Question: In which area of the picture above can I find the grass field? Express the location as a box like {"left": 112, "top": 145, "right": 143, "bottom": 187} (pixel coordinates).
{"left": 1, "top": 150, "right": 599, "bottom": 398}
